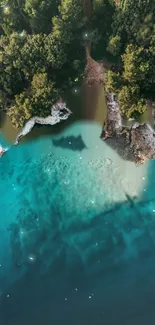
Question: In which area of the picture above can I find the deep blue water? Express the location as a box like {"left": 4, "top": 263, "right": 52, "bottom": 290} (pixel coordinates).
{"left": 0, "top": 122, "right": 155, "bottom": 325}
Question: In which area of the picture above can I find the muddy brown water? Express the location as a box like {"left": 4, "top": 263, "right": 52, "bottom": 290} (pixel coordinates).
{"left": 122, "top": 106, "right": 154, "bottom": 128}
{"left": 0, "top": 84, "right": 107, "bottom": 144}
{"left": 0, "top": 84, "right": 152, "bottom": 145}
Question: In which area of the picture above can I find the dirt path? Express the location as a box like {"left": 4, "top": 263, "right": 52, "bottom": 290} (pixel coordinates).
{"left": 82, "top": 0, "right": 105, "bottom": 86}
{"left": 84, "top": 50, "right": 105, "bottom": 86}
{"left": 81, "top": 0, "right": 107, "bottom": 125}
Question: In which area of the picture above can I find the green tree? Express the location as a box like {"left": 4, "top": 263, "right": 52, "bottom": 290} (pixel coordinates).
{"left": 8, "top": 73, "right": 58, "bottom": 128}
{"left": 50, "top": 0, "right": 86, "bottom": 87}
{"left": 0, "top": 90, "right": 7, "bottom": 110}
{"left": 122, "top": 44, "right": 155, "bottom": 95}
{"left": 118, "top": 85, "right": 146, "bottom": 118}
{"left": 111, "top": 0, "right": 155, "bottom": 47}
{"left": 0, "top": 31, "right": 65, "bottom": 112}
{"left": 31, "top": 72, "right": 58, "bottom": 115}
{"left": 18, "top": 33, "right": 47, "bottom": 77}
{"left": 91, "top": 0, "right": 115, "bottom": 58}
{"left": 0, "top": 0, "right": 60, "bottom": 35}
{"left": 0, "top": 0, "right": 30, "bottom": 35}
{"left": 122, "top": 45, "right": 149, "bottom": 83}
{"left": 107, "top": 35, "right": 121, "bottom": 56}
{"left": 0, "top": 33, "right": 27, "bottom": 97}
{"left": 105, "top": 70, "right": 121, "bottom": 93}
{"left": 24, "top": 0, "right": 59, "bottom": 33}
{"left": 0, "top": 0, "right": 88, "bottom": 127}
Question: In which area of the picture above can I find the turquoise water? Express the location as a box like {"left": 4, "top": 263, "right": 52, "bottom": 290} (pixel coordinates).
{"left": 0, "top": 121, "right": 155, "bottom": 324}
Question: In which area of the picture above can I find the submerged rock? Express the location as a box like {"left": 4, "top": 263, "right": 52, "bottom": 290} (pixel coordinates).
{"left": 102, "top": 93, "right": 155, "bottom": 164}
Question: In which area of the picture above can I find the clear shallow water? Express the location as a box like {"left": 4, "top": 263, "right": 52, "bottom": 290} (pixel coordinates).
{"left": 0, "top": 121, "right": 155, "bottom": 325}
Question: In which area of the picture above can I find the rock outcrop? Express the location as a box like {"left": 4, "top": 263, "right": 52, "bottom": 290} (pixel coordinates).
{"left": 101, "top": 93, "right": 155, "bottom": 164}
{"left": 15, "top": 100, "right": 72, "bottom": 145}
{"left": 131, "top": 123, "right": 155, "bottom": 163}
{"left": 0, "top": 144, "right": 8, "bottom": 157}
{"left": 102, "top": 93, "right": 122, "bottom": 138}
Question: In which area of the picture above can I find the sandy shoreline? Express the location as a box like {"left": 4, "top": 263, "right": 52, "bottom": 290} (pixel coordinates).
{"left": 42, "top": 120, "right": 148, "bottom": 199}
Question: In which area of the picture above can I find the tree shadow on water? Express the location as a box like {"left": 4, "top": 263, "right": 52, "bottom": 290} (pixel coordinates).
{"left": 52, "top": 135, "right": 88, "bottom": 151}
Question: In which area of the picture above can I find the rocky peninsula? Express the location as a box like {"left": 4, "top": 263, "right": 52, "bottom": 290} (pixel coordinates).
{"left": 0, "top": 100, "right": 72, "bottom": 156}
{"left": 101, "top": 93, "right": 155, "bottom": 165}
{"left": 14, "top": 100, "right": 72, "bottom": 145}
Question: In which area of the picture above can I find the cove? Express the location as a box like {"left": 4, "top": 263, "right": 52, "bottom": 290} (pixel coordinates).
{"left": 0, "top": 85, "right": 155, "bottom": 325}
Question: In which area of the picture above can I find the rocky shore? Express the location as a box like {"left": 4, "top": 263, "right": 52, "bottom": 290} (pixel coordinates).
{"left": 0, "top": 100, "right": 72, "bottom": 157}
{"left": 101, "top": 93, "right": 155, "bottom": 165}
{"left": 14, "top": 100, "right": 72, "bottom": 145}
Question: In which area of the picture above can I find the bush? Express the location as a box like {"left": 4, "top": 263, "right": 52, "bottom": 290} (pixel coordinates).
{"left": 8, "top": 73, "right": 58, "bottom": 128}
{"left": 105, "top": 70, "right": 121, "bottom": 93}
{"left": 107, "top": 35, "right": 121, "bottom": 56}
{"left": 118, "top": 85, "right": 146, "bottom": 118}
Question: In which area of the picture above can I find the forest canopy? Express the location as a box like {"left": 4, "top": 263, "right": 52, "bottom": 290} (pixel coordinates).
{"left": 0, "top": 0, "right": 155, "bottom": 126}
{"left": 105, "top": 0, "right": 155, "bottom": 118}
{"left": 0, "top": 0, "right": 87, "bottom": 128}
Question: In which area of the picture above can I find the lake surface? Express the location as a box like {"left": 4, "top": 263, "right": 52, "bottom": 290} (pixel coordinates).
{"left": 0, "top": 85, "right": 155, "bottom": 325}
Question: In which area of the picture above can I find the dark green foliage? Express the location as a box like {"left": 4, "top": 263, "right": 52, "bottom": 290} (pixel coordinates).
{"left": 105, "top": 70, "right": 121, "bottom": 93}
{"left": 111, "top": 0, "right": 155, "bottom": 47}
{"left": 1, "top": 0, "right": 154, "bottom": 125}
{"left": 106, "top": 35, "right": 121, "bottom": 56}
{"left": 118, "top": 85, "right": 146, "bottom": 118}
{"left": 0, "top": 33, "right": 27, "bottom": 96}
{"left": 122, "top": 44, "right": 155, "bottom": 94}
{"left": 0, "top": 0, "right": 87, "bottom": 127}
{"left": 0, "top": 0, "right": 60, "bottom": 34}
{"left": 91, "top": 0, "right": 115, "bottom": 59}
{"left": 104, "top": 0, "right": 155, "bottom": 118}
{"left": 24, "top": 0, "right": 60, "bottom": 33}
{"left": 8, "top": 73, "right": 58, "bottom": 128}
